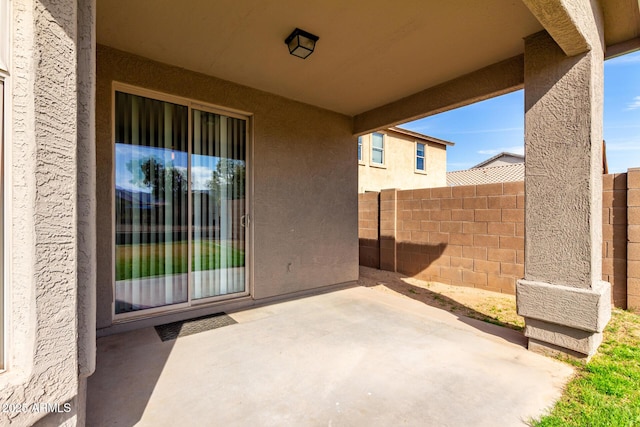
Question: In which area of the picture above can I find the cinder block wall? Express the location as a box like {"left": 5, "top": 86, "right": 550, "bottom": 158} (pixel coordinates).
{"left": 628, "top": 169, "right": 640, "bottom": 308}
{"left": 358, "top": 192, "right": 380, "bottom": 268}
{"left": 392, "top": 182, "right": 525, "bottom": 294}
{"left": 358, "top": 171, "right": 639, "bottom": 309}
{"left": 602, "top": 173, "right": 628, "bottom": 307}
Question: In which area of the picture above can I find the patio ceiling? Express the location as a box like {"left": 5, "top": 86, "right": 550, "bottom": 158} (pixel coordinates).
{"left": 97, "top": 1, "right": 640, "bottom": 118}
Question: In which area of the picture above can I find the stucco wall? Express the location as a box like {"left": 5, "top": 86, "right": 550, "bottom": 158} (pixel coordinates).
{"left": 0, "top": 0, "right": 85, "bottom": 425}
{"left": 358, "top": 131, "right": 447, "bottom": 192}
{"left": 523, "top": 30, "right": 604, "bottom": 289}
{"left": 96, "top": 46, "right": 358, "bottom": 330}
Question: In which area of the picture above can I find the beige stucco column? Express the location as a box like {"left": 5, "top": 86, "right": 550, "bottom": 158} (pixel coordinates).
{"left": 517, "top": 28, "right": 610, "bottom": 358}
{"left": 0, "top": 0, "right": 96, "bottom": 425}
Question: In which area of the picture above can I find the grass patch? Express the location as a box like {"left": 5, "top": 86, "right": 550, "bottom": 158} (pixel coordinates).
{"left": 534, "top": 308, "right": 640, "bottom": 427}
{"left": 116, "top": 240, "right": 244, "bottom": 281}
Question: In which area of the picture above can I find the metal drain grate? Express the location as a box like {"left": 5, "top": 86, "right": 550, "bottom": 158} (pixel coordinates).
{"left": 154, "top": 312, "right": 237, "bottom": 341}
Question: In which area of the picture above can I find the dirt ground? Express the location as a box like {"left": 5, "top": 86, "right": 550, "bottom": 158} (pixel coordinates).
{"left": 358, "top": 266, "right": 525, "bottom": 331}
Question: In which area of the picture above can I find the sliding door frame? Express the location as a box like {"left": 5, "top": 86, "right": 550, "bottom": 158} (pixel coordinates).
{"left": 111, "top": 82, "right": 253, "bottom": 322}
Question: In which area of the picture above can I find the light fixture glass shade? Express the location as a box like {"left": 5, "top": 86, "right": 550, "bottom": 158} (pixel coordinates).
{"left": 285, "top": 28, "right": 319, "bottom": 59}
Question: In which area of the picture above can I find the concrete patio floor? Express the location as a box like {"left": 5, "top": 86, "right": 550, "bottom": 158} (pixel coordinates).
{"left": 87, "top": 285, "right": 573, "bottom": 426}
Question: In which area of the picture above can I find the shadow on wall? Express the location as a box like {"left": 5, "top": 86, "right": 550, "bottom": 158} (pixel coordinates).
{"left": 396, "top": 241, "right": 447, "bottom": 277}
{"left": 358, "top": 238, "right": 449, "bottom": 279}
{"left": 359, "top": 238, "right": 380, "bottom": 269}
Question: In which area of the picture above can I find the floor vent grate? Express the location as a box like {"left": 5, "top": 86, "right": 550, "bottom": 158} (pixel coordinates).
{"left": 154, "top": 312, "right": 237, "bottom": 341}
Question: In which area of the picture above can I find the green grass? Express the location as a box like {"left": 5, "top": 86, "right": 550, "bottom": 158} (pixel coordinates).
{"left": 116, "top": 240, "right": 245, "bottom": 281}
{"left": 534, "top": 308, "right": 640, "bottom": 427}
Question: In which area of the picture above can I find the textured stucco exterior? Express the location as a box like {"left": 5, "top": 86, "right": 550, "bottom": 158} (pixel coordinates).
{"left": 522, "top": 0, "right": 603, "bottom": 56}
{"left": 0, "top": 0, "right": 90, "bottom": 425}
{"left": 517, "top": 4, "right": 611, "bottom": 357}
{"left": 95, "top": 46, "right": 359, "bottom": 331}
{"left": 522, "top": 31, "right": 604, "bottom": 289}
{"left": 358, "top": 130, "right": 447, "bottom": 193}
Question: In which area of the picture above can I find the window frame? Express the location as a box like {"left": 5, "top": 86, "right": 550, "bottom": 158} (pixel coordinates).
{"left": 370, "top": 132, "right": 385, "bottom": 168}
{"left": 357, "top": 135, "right": 365, "bottom": 165}
{"left": 415, "top": 141, "right": 427, "bottom": 174}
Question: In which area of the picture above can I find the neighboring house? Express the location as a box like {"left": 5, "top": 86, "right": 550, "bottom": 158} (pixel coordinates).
{"left": 447, "top": 163, "right": 525, "bottom": 186}
{"left": 447, "top": 152, "right": 525, "bottom": 186}
{"left": 1, "top": 0, "right": 637, "bottom": 425}
{"left": 472, "top": 152, "right": 524, "bottom": 168}
{"left": 446, "top": 148, "right": 607, "bottom": 186}
{"left": 358, "top": 127, "right": 454, "bottom": 192}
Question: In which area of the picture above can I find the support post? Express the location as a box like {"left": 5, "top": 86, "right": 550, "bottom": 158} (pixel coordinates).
{"left": 379, "top": 189, "right": 398, "bottom": 272}
{"left": 517, "top": 29, "right": 610, "bottom": 359}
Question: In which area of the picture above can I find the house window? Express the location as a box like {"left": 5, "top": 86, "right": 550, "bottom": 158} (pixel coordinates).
{"left": 416, "top": 142, "right": 426, "bottom": 172}
{"left": 357, "top": 136, "right": 362, "bottom": 162}
{"left": 371, "top": 132, "right": 384, "bottom": 165}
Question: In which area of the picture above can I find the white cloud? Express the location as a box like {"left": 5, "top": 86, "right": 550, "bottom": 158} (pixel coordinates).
{"left": 605, "top": 124, "right": 640, "bottom": 130}
{"left": 605, "top": 140, "right": 640, "bottom": 152}
{"left": 477, "top": 145, "right": 524, "bottom": 156}
{"left": 191, "top": 166, "right": 214, "bottom": 190}
{"left": 448, "top": 126, "right": 523, "bottom": 135}
{"left": 626, "top": 96, "right": 640, "bottom": 111}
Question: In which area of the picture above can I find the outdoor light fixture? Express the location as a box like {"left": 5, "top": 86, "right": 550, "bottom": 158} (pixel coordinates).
{"left": 285, "top": 28, "right": 319, "bottom": 59}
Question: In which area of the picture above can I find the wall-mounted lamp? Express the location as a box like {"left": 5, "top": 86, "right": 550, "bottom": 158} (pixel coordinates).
{"left": 285, "top": 28, "right": 319, "bottom": 59}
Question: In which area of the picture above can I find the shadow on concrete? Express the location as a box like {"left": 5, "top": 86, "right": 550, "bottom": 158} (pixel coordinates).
{"left": 359, "top": 267, "right": 526, "bottom": 348}
{"left": 87, "top": 328, "right": 175, "bottom": 426}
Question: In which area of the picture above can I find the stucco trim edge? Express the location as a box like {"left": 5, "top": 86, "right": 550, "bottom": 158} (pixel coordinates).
{"left": 516, "top": 279, "right": 611, "bottom": 332}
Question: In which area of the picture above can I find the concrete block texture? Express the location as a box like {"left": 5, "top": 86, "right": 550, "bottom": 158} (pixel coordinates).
{"left": 628, "top": 168, "right": 640, "bottom": 191}
{"left": 517, "top": 279, "right": 611, "bottom": 333}
{"left": 525, "top": 319, "right": 603, "bottom": 357}
{"left": 360, "top": 171, "right": 632, "bottom": 305}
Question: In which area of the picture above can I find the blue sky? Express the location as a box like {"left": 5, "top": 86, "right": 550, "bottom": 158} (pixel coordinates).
{"left": 401, "top": 49, "right": 640, "bottom": 173}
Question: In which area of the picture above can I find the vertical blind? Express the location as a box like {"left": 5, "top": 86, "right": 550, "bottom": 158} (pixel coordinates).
{"left": 115, "top": 92, "right": 189, "bottom": 314}
{"left": 191, "top": 110, "right": 246, "bottom": 300}
{"left": 115, "top": 91, "right": 247, "bottom": 315}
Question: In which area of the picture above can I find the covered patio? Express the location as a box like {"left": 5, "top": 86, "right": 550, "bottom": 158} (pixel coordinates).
{"left": 3, "top": 0, "right": 640, "bottom": 425}
{"left": 87, "top": 284, "right": 572, "bottom": 426}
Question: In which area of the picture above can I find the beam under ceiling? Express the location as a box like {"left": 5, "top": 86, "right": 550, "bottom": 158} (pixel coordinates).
{"left": 352, "top": 55, "right": 524, "bottom": 136}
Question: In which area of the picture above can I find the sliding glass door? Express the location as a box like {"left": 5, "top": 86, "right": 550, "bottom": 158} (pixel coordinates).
{"left": 114, "top": 89, "right": 248, "bottom": 317}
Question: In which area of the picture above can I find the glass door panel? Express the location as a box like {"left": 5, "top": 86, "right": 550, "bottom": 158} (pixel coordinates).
{"left": 114, "top": 92, "right": 189, "bottom": 314}
{"left": 191, "top": 109, "right": 246, "bottom": 300}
